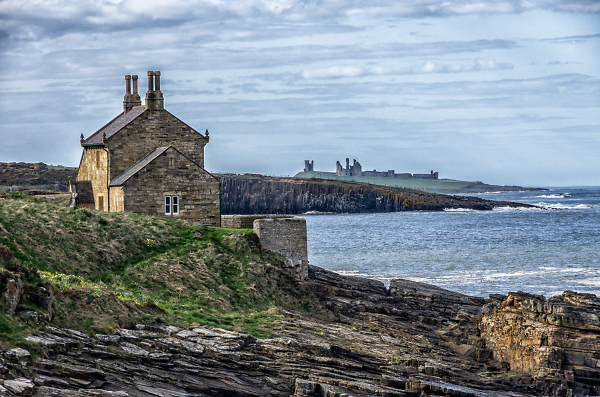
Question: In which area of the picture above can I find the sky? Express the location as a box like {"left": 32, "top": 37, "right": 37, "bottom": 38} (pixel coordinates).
{"left": 1, "top": 0, "right": 599, "bottom": 187}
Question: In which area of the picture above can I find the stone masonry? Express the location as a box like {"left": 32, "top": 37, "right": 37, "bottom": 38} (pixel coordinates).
{"left": 253, "top": 216, "right": 309, "bottom": 280}
{"left": 221, "top": 214, "right": 297, "bottom": 229}
{"left": 111, "top": 147, "right": 221, "bottom": 225}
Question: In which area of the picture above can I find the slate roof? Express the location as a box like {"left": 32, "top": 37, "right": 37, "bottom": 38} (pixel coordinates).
{"left": 83, "top": 107, "right": 146, "bottom": 146}
{"left": 109, "top": 146, "right": 171, "bottom": 187}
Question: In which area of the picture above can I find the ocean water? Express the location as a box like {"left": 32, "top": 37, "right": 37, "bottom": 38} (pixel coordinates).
{"left": 305, "top": 187, "right": 600, "bottom": 298}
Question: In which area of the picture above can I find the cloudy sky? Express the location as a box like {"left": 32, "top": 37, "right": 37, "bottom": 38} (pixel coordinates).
{"left": 1, "top": 0, "right": 599, "bottom": 187}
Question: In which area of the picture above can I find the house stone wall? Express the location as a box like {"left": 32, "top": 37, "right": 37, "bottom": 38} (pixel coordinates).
{"left": 77, "top": 147, "right": 108, "bottom": 211}
{"left": 110, "top": 186, "right": 125, "bottom": 212}
{"left": 120, "top": 148, "right": 220, "bottom": 226}
{"left": 106, "top": 109, "right": 208, "bottom": 180}
{"left": 253, "top": 217, "right": 308, "bottom": 280}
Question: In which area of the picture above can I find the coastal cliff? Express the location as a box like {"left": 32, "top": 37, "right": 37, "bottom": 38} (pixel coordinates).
{"left": 220, "top": 175, "right": 533, "bottom": 214}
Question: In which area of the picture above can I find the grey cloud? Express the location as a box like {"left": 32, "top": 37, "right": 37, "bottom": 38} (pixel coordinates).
{"left": 541, "top": 33, "right": 600, "bottom": 43}
{"left": 171, "top": 97, "right": 387, "bottom": 122}
{"left": 3, "top": 0, "right": 597, "bottom": 50}
{"left": 0, "top": 37, "right": 516, "bottom": 83}
{"left": 223, "top": 73, "right": 598, "bottom": 112}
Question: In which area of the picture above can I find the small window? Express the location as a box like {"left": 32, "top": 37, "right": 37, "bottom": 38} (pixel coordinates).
{"left": 172, "top": 196, "right": 179, "bottom": 215}
{"left": 165, "top": 196, "right": 171, "bottom": 215}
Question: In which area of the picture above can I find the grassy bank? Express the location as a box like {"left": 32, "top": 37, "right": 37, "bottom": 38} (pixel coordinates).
{"left": 0, "top": 192, "right": 308, "bottom": 348}
{"left": 294, "top": 171, "right": 537, "bottom": 193}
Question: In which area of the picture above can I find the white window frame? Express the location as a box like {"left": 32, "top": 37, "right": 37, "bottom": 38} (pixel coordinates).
{"left": 172, "top": 196, "right": 179, "bottom": 215}
{"left": 165, "top": 196, "right": 171, "bottom": 215}
{"left": 165, "top": 195, "right": 179, "bottom": 216}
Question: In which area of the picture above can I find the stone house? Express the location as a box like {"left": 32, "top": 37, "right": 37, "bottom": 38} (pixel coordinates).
{"left": 74, "top": 71, "right": 221, "bottom": 226}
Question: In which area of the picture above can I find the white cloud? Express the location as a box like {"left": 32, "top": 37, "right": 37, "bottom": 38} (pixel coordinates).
{"left": 301, "top": 66, "right": 366, "bottom": 79}
{"left": 299, "top": 58, "right": 513, "bottom": 79}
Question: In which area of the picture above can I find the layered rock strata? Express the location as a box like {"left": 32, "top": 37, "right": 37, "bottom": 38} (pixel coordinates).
{"left": 479, "top": 291, "right": 600, "bottom": 396}
{"left": 220, "top": 176, "right": 534, "bottom": 215}
{"left": 2, "top": 266, "right": 599, "bottom": 396}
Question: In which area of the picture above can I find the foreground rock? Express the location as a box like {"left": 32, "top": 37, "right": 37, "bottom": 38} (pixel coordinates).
{"left": 2, "top": 266, "right": 599, "bottom": 396}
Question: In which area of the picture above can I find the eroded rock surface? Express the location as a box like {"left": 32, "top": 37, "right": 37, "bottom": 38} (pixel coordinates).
{"left": 480, "top": 290, "right": 600, "bottom": 396}
{"left": 1, "top": 266, "right": 599, "bottom": 396}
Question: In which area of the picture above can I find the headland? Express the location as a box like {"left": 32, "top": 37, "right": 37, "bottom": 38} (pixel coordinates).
{"left": 296, "top": 158, "right": 545, "bottom": 194}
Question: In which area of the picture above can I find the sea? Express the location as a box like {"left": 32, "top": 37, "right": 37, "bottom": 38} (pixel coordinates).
{"left": 304, "top": 186, "right": 600, "bottom": 298}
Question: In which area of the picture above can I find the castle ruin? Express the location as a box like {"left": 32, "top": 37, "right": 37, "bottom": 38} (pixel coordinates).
{"left": 303, "top": 160, "right": 314, "bottom": 173}
{"left": 334, "top": 158, "right": 438, "bottom": 180}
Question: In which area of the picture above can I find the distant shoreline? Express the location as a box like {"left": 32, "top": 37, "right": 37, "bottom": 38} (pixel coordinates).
{"left": 294, "top": 170, "right": 547, "bottom": 194}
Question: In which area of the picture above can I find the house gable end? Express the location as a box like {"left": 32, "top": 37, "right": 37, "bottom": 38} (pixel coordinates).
{"left": 83, "top": 106, "right": 146, "bottom": 146}
{"left": 113, "top": 146, "right": 221, "bottom": 225}
{"left": 106, "top": 109, "right": 210, "bottom": 178}
{"left": 110, "top": 146, "right": 217, "bottom": 187}
{"left": 162, "top": 110, "right": 209, "bottom": 143}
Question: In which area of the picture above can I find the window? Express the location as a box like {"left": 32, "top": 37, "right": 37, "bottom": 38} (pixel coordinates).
{"left": 165, "top": 195, "right": 179, "bottom": 216}
{"left": 172, "top": 196, "right": 179, "bottom": 215}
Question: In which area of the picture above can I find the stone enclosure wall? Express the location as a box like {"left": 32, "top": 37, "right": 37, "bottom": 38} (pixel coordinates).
{"left": 253, "top": 217, "right": 308, "bottom": 280}
{"left": 221, "top": 214, "right": 296, "bottom": 229}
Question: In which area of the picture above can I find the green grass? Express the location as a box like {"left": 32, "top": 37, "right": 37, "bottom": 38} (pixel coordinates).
{"left": 294, "top": 171, "right": 528, "bottom": 193}
{"left": 0, "top": 193, "right": 310, "bottom": 344}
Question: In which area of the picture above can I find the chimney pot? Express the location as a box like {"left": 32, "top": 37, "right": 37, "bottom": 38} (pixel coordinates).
{"left": 155, "top": 71, "right": 161, "bottom": 92}
{"left": 132, "top": 75, "right": 139, "bottom": 95}
{"left": 145, "top": 71, "right": 164, "bottom": 110}
{"left": 147, "top": 71, "right": 154, "bottom": 92}
{"left": 125, "top": 75, "right": 131, "bottom": 95}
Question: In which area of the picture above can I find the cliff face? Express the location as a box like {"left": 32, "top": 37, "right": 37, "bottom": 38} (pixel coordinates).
{"left": 220, "top": 176, "right": 533, "bottom": 214}
{"left": 479, "top": 290, "right": 600, "bottom": 394}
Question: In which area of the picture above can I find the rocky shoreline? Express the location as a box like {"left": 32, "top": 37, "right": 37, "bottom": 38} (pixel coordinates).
{"left": 2, "top": 265, "right": 599, "bottom": 396}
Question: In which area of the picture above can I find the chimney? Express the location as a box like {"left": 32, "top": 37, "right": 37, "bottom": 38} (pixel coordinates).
{"left": 123, "top": 75, "right": 133, "bottom": 113}
{"left": 145, "top": 71, "right": 164, "bottom": 110}
{"left": 123, "top": 75, "right": 142, "bottom": 113}
{"left": 131, "top": 75, "right": 141, "bottom": 106}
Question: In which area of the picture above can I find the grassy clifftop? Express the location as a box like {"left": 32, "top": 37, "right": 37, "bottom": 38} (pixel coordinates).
{"left": 294, "top": 171, "right": 541, "bottom": 194}
{"left": 0, "top": 192, "right": 307, "bottom": 349}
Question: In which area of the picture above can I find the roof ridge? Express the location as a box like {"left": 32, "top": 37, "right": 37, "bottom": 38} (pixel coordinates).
{"left": 83, "top": 107, "right": 146, "bottom": 146}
